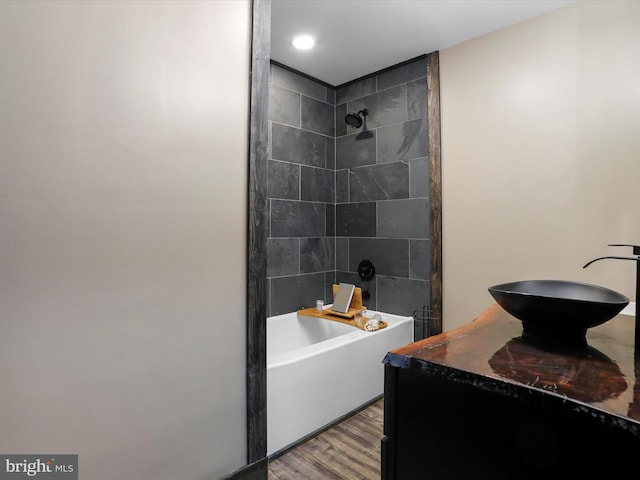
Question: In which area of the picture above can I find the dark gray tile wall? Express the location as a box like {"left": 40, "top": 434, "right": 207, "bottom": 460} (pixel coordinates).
{"left": 302, "top": 96, "right": 335, "bottom": 136}
{"left": 270, "top": 200, "right": 326, "bottom": 237}
{"left": 377, "top": 199, "right": 429, "bottom": 238}
{"left": 267, "top": 58, "right": 431, "bottom": 323}
{"left": 300, "top": 237, "right": 334, "bottom": 273}
{"left": 335, "top": 104, "right": 347, "bottom": 137}
{"left": 410, "top": 239, "right": 430, "bottom": 281}
{"left": 270, "top": 273, "right": 327, "bottom": 316}
{"left": 348, "top": 85, "right": 407, "bottom": 129}
{"left": 336, "top": 237, "right": 349, "bottom": 271}
{"left": 377, "top": 59, "right": 427, "bottom": 91}
{"left": 336, "top": 76, "right": 376, "bottom": 104}
{"left": 272, "top": 63, "right": 327, "bottom": 101}
{"left": 301, "top": 166, "right": 334, "bottom": 203}
{"left": 269, "top": 84, "right": 300, "bottom": 127}
{"left": 335, "top": 132, "right": 376, "bottom": 169}
{"left": 348, "top": 238, "right": 409, "bottom": 278}
{"left": 268, "top": 65, "right": 335, "bottom": 316}
{"left": 349, "top": 162, "right": 409, "bottom": 202}
{"left": 325, "top": 204, "right": 335, "bottom": 236}
{"left": 335, "top": 202, "right": 377, "bottom": 237}
{"left": 335, "top": 57, "right": 431, "bottom": 321}
{"left": 271, "top": 124, "right": 326, "bottom": 167}
{"left": 268, "top": 160, "right": 299, "bottom": 200}
{"left": 407, "top": 78, "right": 428, "bottom": 120}
{"left": 267, "top": 238, "right": 299, "bottom": 277}
{"left": 376, "top": 276, "right": 429, "bottom": 317}
{"left": 409, "top": 157, "right": 429, "bottom": 197}
{"left": 377, "top": 118, "right": 428, "bottom": 164}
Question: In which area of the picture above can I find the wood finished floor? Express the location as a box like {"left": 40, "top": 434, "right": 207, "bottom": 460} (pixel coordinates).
{"left": 268, "top": 398, "right": 384, "bottom": 480}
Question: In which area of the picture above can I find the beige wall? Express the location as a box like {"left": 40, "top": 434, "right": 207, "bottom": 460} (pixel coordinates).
{"left": 0, "top": 1, "right": 250, "bottom": 478}
{"left": 441, "top": 1, "right": 640, "bottom": 331}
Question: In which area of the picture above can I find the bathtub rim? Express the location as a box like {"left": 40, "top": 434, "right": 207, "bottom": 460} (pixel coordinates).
{"left": 267, "top": 309, "right": 413, "bottom": 369}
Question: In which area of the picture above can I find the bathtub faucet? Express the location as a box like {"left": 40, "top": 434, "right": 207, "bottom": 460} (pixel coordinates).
{"left": 583, "top": 244, "right": 640, "bottom": 354}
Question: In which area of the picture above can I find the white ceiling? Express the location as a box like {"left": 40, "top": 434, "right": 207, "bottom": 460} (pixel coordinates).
{"left": 271, "top": 0, "right": 575, "bottom": 86}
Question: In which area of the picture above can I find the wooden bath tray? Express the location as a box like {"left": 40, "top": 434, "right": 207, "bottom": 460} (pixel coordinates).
{"left": 297, "top": 307, "right": 388, "bottom": 331}
{"left": 296, "top": 284, "right": 388, "bottom": 331}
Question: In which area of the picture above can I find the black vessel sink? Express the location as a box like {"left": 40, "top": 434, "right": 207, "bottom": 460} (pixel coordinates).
{"left": 488, "top": 280, "right": 629, "bottom": 347}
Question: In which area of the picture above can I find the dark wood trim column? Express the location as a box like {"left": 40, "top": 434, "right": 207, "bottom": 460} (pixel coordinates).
{"left": 247, "top": 0, "right": 270, "bottom": 469}
{"left": 427, "top": 51, "right": 443, "bottom": 334}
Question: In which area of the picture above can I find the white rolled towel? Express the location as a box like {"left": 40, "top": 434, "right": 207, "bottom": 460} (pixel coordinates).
{"left": 364, "top": 314, "right": 382, "bottom": 331}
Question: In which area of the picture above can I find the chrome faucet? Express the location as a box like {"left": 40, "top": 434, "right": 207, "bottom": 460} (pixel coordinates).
{"left": 584, "top": 244, "right": 640, "bottom": 353}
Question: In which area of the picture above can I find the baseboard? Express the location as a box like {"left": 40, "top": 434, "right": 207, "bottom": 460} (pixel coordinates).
{"left": 225, "top": 457, "right": 268, "bottom": 480}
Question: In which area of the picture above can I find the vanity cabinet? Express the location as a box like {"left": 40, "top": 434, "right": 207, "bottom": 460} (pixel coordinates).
{"left": 382, "top": 304, "right": 640, "bottom": 479}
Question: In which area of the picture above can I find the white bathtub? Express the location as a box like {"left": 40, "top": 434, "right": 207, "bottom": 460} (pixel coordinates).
{"left": 267, "top": 309, "right": 413, "bottom": 456}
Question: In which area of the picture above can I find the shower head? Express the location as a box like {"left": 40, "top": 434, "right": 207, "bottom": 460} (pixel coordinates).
{"left": 345, "top": 109, "right": 368, "bottom": 128}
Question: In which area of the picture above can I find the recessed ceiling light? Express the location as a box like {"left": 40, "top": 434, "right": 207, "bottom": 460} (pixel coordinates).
{"left": 292, "top": 35, "right": 315, "bottom": 50}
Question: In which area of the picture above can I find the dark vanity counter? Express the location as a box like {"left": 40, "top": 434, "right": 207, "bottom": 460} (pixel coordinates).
{"left": 382, "top": 303, "right": 640, "bottom": 480}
